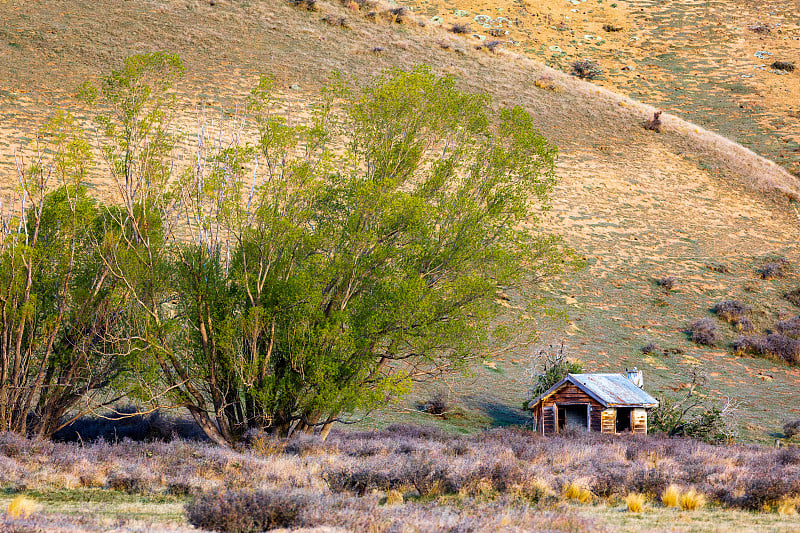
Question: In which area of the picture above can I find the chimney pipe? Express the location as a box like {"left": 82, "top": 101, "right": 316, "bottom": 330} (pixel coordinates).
{"left": 626, "top": 367, "right": 643, "bottom": 388}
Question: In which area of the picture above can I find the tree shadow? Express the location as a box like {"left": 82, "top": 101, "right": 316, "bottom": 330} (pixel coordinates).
{"left": 464, "top": 396, "right": 529, "bottom": 427}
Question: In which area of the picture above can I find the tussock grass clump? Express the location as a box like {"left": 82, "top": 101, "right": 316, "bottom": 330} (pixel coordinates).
{"left": 385, "top": 489, "right": 404, "bottom": 505}
{"left": 712, "top": 300, "right": 750, "bottom": 323}
{"left": 778, "top": 496, "right": 800, "bottom": 516}
{"left": 688, "top": 318, "right": 718, "bottom": 346}
{"left": 563, "top": 482, "right": 593, "bottom": 503}
{"left": 626, "top": 492, "right": 646, "bottom": 512}
{"left": 661, "top": 484, "right": 681, "bottom": 508}
{"left": 679, "top": 488, "right": 706, "bottom": 511}
{"left": 570, "top": 59, "right": 602, "bottom": 80}
{"left": 185, "top": 490, "right": 303, "bottom": 533}
{"left": 6, "top": 496, "right": 36, "bottom": 519}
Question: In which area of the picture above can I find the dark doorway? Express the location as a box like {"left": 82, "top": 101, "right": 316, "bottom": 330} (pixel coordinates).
{"left": 557, "top": 404, "right": 589, "bottom": 431}
{"left": 616, "top": 407, "right": 632, "bottom": 432}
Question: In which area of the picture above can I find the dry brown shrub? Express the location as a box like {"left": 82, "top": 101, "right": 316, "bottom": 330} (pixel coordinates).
{"left": 688, "top": 318, "right": 718, "bottom": 346}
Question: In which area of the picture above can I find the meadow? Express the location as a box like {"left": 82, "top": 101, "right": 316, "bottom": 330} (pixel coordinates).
{"left": 2, "top": 423, "right": 800, "bottom": 531}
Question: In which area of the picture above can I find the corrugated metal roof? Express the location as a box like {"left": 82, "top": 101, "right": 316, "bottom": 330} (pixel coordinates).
{"left": 569, "top": 374, "right": 658, "bottom": 407}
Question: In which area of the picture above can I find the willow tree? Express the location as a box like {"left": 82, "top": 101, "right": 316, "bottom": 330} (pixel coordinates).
{"left": 0, "top": 113, "right": 122, "bottom": 437}
{"left": 171, "top": 66, "right": 565, "bottom": 443}
{"left": 85, "top": 54, "right": 566, "bottom": 445}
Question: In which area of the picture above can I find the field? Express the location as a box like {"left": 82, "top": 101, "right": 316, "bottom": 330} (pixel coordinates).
{"left": 2, "top": 426, "right": 800, "bottom": 532}
{"left": 1, "top": 0, "right": 800, "bottom": 529}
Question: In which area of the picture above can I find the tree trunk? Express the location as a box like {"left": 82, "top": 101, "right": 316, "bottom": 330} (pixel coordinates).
{"left": 187, "top": 405, "right": 231, "bottom": 448}
{"left": 319, "top": 421, "right": 334, "bottom": 441}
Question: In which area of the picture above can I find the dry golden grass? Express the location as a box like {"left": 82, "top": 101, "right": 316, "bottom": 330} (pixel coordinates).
{"left": 385, "top": 489, "right": 404, "bottom": 505}
{"left": 661, "top": 484, "right": 681, "bottom": 508}
{"left": 777, "top": 496, "right": 799, "bottom": 517}
{"left": 626, "top": 492, "right": 646, "bottom": 513}
{"left": 680, "top": 488, "right": 707, "bottom": 511}
{"left": 563, "top": 481, "right": 593, "bottom": 504}
{"left": 6, "top": 496, "right": 36, "bottom": 519}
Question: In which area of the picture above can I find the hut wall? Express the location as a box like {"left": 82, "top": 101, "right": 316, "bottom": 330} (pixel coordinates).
{"left": 601, "top": 408, "right": 616, "bottom": 433}
{"left": 632, "top": 408, "right": 648, "bottom": 434}
{"left": 540, "top": 384, "right": 604, "bottom": 434}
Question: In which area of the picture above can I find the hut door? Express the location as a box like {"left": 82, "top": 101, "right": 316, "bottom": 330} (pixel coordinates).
{"left": 558, "top": 404, "right": 590, "bottom": 430}
{"left": 616, "top": 407, "right": 632, "bottom": 432}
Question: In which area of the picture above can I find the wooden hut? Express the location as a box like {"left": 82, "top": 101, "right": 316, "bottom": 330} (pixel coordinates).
{"left": 529, "top": 370, "right": 658, "bottom": 435}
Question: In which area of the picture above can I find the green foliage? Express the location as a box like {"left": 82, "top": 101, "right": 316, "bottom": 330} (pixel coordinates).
{"left": 526, "top": 344, "right": 583, "bottom": 406}
{"left": 6, "top": 55, "right": 567, "bottom": 445}
{"left": 0, "top": 112, "right": 121, "bottom": 437}
{"left": 167, "top": 65, "right": 566, "bottom": 442}
{"left": 649, "top": 374, "right": 736, "bottom": 444}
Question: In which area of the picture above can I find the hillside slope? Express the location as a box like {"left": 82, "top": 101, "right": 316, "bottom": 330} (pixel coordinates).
{"left": 0, "top": 0, "right": 798, "bottom": 441}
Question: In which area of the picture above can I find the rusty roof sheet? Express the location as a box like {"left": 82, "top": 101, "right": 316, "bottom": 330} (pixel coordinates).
{"left": 569, "top": 374, "right": 658, "bottom": 407}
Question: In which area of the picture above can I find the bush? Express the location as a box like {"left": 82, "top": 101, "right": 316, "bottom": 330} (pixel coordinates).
{"left": 733, "top": 334, "right": 800, "bottom": 363}
{"left": 321, "top": 14, "right": 349, "bottom": 27}
{"left": 420, "top": 391, "right": 448, "bottom": 416}
{"left": 771, "top": 61, "right": 795, "bottom": 72}
{"left": 736, "top": 475, "right": 799, "bottom": 511}
{"left": 705, "top": 262, "right": 730, "bottom": 273}
{"left": 641, "top": 342, "right": 659, "bottom": 355}
{"left": 570, "top": 59, "right": 602, "bottom": 80}
{"left": 478, "top": 40, "right": 502, "bottom": 53}
{"left": 758, "top": 259, "right": 788, "bottom": 279}
{"left": 185, "top": 490, "right": 303, "bottom": 532}
{"left": 786, "top": 288, "right": 800, "bottom": 308}
{"left": 688, "top": 318, "right": 718, "bottom": 346}
{"left": 784, "top": 420, "right": 800, "bottom": 439}
{"left": 657, "top": 276, "right": 676, "bottom": 291}
{"left": 776, "top": 317, "right": 800, "bottom": 339}
{"left": 450, "top": 23, "right": 470, "bottom": 34}
{"left": 712, "top": 300, "right": 750, "bottom": 323}
{"left": 289, "top": 0, "right": 317, "bottom": 10}
{"left": 53, "top": 407, "right": 205, "bottom": 443}
{"left": 649, "top": 395, "right": 735, "bottom": 444}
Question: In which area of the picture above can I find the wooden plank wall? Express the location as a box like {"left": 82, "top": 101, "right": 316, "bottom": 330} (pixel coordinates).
{"left": 632, "top": 408, "right": 647, "bottom": 434}
{"left": 601, "top": 409, "right": 616, "bottom": 434}
{"left": 540, "top": 384, "right": 604, "bottom": 434}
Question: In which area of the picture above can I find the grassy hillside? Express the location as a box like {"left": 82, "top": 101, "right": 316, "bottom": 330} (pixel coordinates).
{"left": 400, "top": 0, "right": 800, "bottom": 177}
{"left": 0, "top": 0, "right": 799, "bottom": 442}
